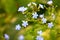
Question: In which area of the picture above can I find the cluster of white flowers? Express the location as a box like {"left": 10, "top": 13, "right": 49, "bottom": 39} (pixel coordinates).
{"left": 40, "top": 14, "right": 54, "bottom": 28}
{"left": 32, "top": 12, "right": 54, "bottom": 28}
{"left": 15, "top": 21, "right": 28, "bottom": 30}
{"left": 39, "top": 13, "right": 54, "bottom": 28}
{"left": 36, "top": 30, "right": 44, "bottom": 40}
{"left": 4, "top": 34, "right": 24, "bottom": 40}
{"left": 3, "top": 1, "right": 55, "bottom": 40}
{"left": 18, "top": 2, "right": 45, "bottom": 13}
{"left": 17, "top": 1, "right": 55, "bottom": 31}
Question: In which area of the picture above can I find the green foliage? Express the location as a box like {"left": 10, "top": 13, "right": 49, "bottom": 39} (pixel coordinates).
{"left": 1, "top": 0, "right": 17, "bottom": 14}
{"left": 0, "top": 0, "right": 60, "bottom": 40}
{"left": 53, "top": 0, "right": 60, "bottom": 7}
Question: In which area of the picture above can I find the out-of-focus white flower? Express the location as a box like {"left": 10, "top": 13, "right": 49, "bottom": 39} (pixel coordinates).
{"left": 42, "top": 18, "right": 47, "bottom": 24}
{"left": 37, "top": 30, "right": 43, "bottom": 35}
{"left": 27, "top": 2, "right": 31, "bottom": 7}
{"left": 15, "top": 24, "right": 21, "bottom": 30}
{"left": 18, "top": 6, "right": 27, "bottom": 12}
{"left": 48, "top": 22, "right": 54, "bottom": 28}
{"left": 4, "top": 34, "right": 9, "bottom": 40}
{"left": 22, "top": 21, "right": 28, "bottom": 27}
{"left": 18, "top": 35, "right": 24, "bottom": 40}
{"left": 36, "top": 36, "right": 44, "bottom": 40}
{"left": 52, "top": 13, "right": 55, "bottom": 20}
{"left": 32, "top": 12, "right": 38, "bottom": 19}
{"left": 28, "top": 2, "right": 37, "bottom": 6}
{"left": 32, "top": 2, "right": 37, "bottom": 6}
{"left": 39, "top": 4, "right": 44, "bottom": 9}
{"left": 39, "top": 14, "right": 44, "bottom": 18}
{"left": 47, "top": 0, "right": 53, "bottom": 5}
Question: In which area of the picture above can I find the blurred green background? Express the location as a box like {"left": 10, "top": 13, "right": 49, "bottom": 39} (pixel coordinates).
{"left": 0, "top": 0, "right": 60, "bottom": 40}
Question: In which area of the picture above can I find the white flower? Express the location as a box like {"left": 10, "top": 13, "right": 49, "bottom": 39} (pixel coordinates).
{"left": 42, "top": 18, "right": 47, "bottom": 24}
{"left": 39, "top": 4, "right": 44, "bottom": 9}
{"left": 22, "top": 21, "right": 28, "bottom": 27}
{"left": 36, "top": 36, "right": 44, "bottom": 40}
{"left": 39, "top": 14, "right": 44, "bottom": 18}
{"left": 32, "top": 12, "right": 38, "bottom": 19}
{"left": 18, "top": 35, "right": 24, "bottom": 40}
{"left": 15, "top": 24, "right": 21, "bottom": 30}
{"left": 47, "top": 0, "right": 53, "bottom": 5}
{"left": 32, "top": 2, "right": 37, "bottom": 6}
{"left": 48, "top": 22, "right": 54, "bottom": 28}
{"left": 4, "top": 34, "right": 9, "bottom": 40}
{"left": 27, "top": 2, "right": 31, "bottom": 7}
{"left": 18, "top": 6, "right": 27, "bottom": 12}
{"left": 52, "top": 14, "right": 55, "bottom": 20}
{"left": 37, "top": 30, "right": 43, "bottom": 35}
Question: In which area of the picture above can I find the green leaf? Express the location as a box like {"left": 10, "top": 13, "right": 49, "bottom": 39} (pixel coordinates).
{"left": 53, "top": 0, "right": 60, "bottom": 7}
{"left": 1, "top": 0, "right": 17, "bottom": 14}
{"left": 36, "top": 0, "right": 48, "bottom": 4}
{"left": 16, "top": 0, "right": 36, "bottom": 6}
{"left": 50, "top": 30, "right": 56, "bottom": 40}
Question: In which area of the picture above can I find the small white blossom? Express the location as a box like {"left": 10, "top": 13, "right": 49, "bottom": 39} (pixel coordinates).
{"left": 48, "top": 22, "right": 54, "bottom": 28}
{"left": 47, "top": 0, "right": 53, "bottom": 5}
{"left": 27, "top": 2, "right": 31, "bottom": 7}
{"left": 37, "top": 30, "right": 43, "bottom": 35}
{"left": 32, "top": 2, "right": 37, "bottom": 6}
{"left": 18, "top": 35, "right": 24, "bottom": 40}
{"left": 52, "top": 14, "right": 55, "bottom": 20}
{"left": 15, "top": 24, "right": 21, "bottom": 30}
{"left": 32, "top": 12, "right": 38, "bottom": 19}
{"left": 42, "top": 18, "right": 47, "bottom": 24}
{"left": 39, "top": 14, "right": 44, "bottom": 18}
{"left": 4, "top": 34, "right": 9, "bottom": 40}
{"left": 36, "top": 36, "right": 44, "bottom": 40}
{"left": 18, "top": 6, "right": 27, "bottom": 12}
{"left": 39, "top": 4, "right": 44, "bottom": 9}
{"left": 22, "top": 21, "right": 28, "bottom": 27}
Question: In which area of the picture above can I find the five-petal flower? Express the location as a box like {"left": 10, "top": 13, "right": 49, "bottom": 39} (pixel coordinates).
{"left": 32, "top": 12, "right": 38, "bottom": 19}
{"left": 15, "top": 24, "right": 21, "bottom": 30}
{"left": 42, "top": 18, "right": 47, "bottom": 24}
{"left": 48, "top": 22, "right": 54, "bottom": 28}
{"left": 22, "top": 21, "right": 28, "bottom": 27}
{"left": 18, "top": 6, "right": 27, "bottom": 12}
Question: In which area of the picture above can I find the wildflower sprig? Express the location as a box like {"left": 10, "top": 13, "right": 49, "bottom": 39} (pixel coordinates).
{"left": 4, "top": 1, "right": 56, "bottom": 40}
{"left": 17, "top": 1, "right": 55, "bottom": 28}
